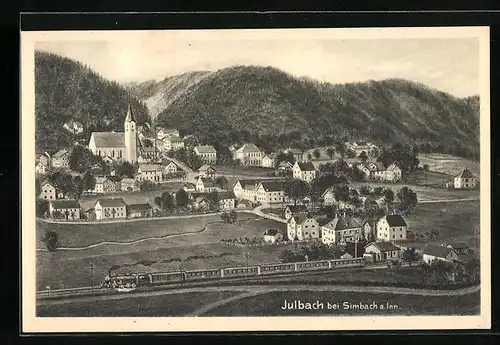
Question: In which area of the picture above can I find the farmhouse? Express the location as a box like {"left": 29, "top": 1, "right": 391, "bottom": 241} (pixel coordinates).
{"left": 198, "top": 164, "right": 216, "bottom": 178}
{"left": 156, "top": 127, "right": 180, "bottom": 140}
{"left": 196, "top": 177, "right": 217, "bottom": 193}
{"left": 261, "top": 153, "right": 277, "bottom": 168}
{"left": 39, "top": 180, "right": 57, "bottom": 200}
{"left": 107, "top": 175, "right": 122, "bottom": 191}
{"left": 255, "top": 180, "right": 287, "bottom": 204}
{"left": 194, "top": 145, "right": 217, "bottom": 164}
{"left": 94, "top": 198, "right": 127, "bottom": 220}
{"left": 422, "top": 245, "right": 459, "bottom": 264}
{"left": 120, "top": 178, "right": 140, "bottom": 192}
{"left": 287, "top": 214, "right": 320, "bottom": 242}
{"left": 376, "top": 214, "right": 408, "bottom": 242}
{"left": 162, "top": 135, "right": 185, "bottom": 151}
{"left": 444, "top": 242, "right": 472, "bottom": 255}
{"left": 385, "top": 163, "right": 402, "bottom": 182}
{"left": 191, "top": 196, "right": 211, "bottom": 211}
{"left": 369, "top": 162, "right": 387, "bottom": 180}
{"left": 233, "top": 179, "right": 263, "bottom": 201}
{"left": 277, "top": 161, "right": 294, "bottom": 171}
{"left": 137, "top": 163, "right": 163, "bottom": 183}
{"left": 292, "top": 161, "right": 317, "bottom": 183}
{"left": 284, "top": 204, "right": 309, "bottom": 220}
{"left": 51, "top": 149, "right": 71, "bottom": 169}
{"left": 321, "top": 214, "right": 362, "bottom": 245}
{"left": 453, "top": 168, "right": 477, "bottom": 189}
{"left": 94, "top": 176, "right": 116, "bottom": 194}
{"left": 127, "top": 203, "right": 153, "bottom": 218}
{"left": 364, "top": 242, "right": 400, "bottom": 262}
{"left": 218, "top": 191, "right": 236, "bottom": 210}
{"left": 183, "top": 182, "right": 196, "bottom": 192}
{"left": 88, "top": 105, "right": 138, "bottom": 163}
{"left": 263, "top": 229, "right": 283, "bottom": 244}
{"left": 162, "top": 160, "right": 180, "bottom": 174}
{"left": 321, "top": 187, "right": 337, "bottom": 206}
{"left": 49, "top": 199, "right": 81, "bottom": 220}
{"left": 356, "top": 163, "right": 371, "bottom": 180}
{"left": 232, "top": 143, "right": 263, "bottom": 166}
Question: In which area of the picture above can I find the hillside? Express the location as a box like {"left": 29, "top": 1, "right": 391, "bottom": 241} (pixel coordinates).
{"left": 150, "top": 66, "right": 479, "bottom": 157}
{"left": 35, "top": 51, "right": 150, "bottom": 152}
{"left": 126, "top": 71, "right": 213, "bottom": 119}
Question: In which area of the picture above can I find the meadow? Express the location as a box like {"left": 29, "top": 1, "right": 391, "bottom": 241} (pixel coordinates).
{"left": 417, "top": 153, "right": 480, "bottom": 177}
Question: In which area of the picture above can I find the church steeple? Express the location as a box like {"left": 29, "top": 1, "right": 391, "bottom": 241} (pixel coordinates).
{"left": 125, "top": 103, "right": 135, "bottom": 123}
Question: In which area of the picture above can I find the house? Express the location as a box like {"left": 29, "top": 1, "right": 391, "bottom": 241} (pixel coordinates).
{"left": 194, "top": 145, "right": 217, "bottom": 164}
{"left": 263, "top": 229, "right": 284, "bottom": 244}
{"left": 261, "top": 153, "right": 277, "bottom": 168}
{"left": 321, "top": 187, "right": 336, "bottom": 206}
{"left": 292, "top": 161, "right": 317, "bottom": 183}
{"left": 156, "top": 127, "right": 180, "bottom": 140}
{"left": 63, "top": 120, "right": 84, "bottom": 135}
{"left": 385, "top": 163, "right": 402, "bottom": 182}
{"left": 192, "top": 196, "right": 211, "bottom": 211}
{"left": 232, "top": 143, "right": 263, "bottom": 166}
{"left": 287, "top": 215, "right": 320, "bottom": 242}
{"left": 39, "top": 180, "right": 57, "bottom": 200}
{"left": 183, "top": 182, "right": 197, "bottom": 192}
{"left": 162, "top": 160, "right": 180, "bottom": 174}
{"left": 36, "top": 152, "right": 51, "bottom": 167}
{"left": 161, "top": 135, "right": 185, "bottom": 152}
{"left": 141, "top": 146, "right": 161, "bottom": 160}
{"left": 233, "top": 179, "right": 263, "bottom": 202}
{"left": 88, "top": 105, "right": 138, "bottom": 163}
{"left": 51, "top": 149, "right": 71, "bottom": 169}
{"left": 344, "top": 240, "right": 367, "bottom": 258}
{"left": 218, "top": 191, "right": 236, "bottom": 210}
{"left": 369, "top": 162, "right": 387, "bottom": 180}
{"left": 255, "top": 180, "right": 287, "bottom": 204}
{"left": 444, "top": 242, "right": 472, "bottom": 255}
{"left": 376, "top": 214, "right": 408, "bottom": 242}
{"left": 364, "top": 241, "right": 401, "bottom": 262}
{"left": 137, "top": 163, "right": 163, "bottom": 183}
{"left": 422, "top": 245, "right": 459, "bottom": 264}
{"left": 284, "top": 204, "right": 309, "bottom": 220}
{"left": 94, "top": 198, "right": 127, "bottom": 220}
{"left": 356, "top": 163, "right": 371, "bottom": 180}
{"left": 198, "top": 165, "right": 216, "bottom": 178}
{"left": 93, "top": 176, "right": 116, "bottom": 194}
{"left": 345, "top": 142, "right": 378, "bottom": 156}
{"left": 127, "top": 203, "right": 153, "bottom": 218}
{"left": 277, "top": 161, "right": 294, "bottom": 171}
{"left": 107, "top": 175, "right": 122, "bottom": 191}
{"left": 196, "top": 177, "right": 217, "bottom": 193}
{"left": 35, "top": 161, "right": 48, "bottom": 174}
{"left": 453, "top": 168, "right": 477, "bottom": 189}
{"left": 285, "top": 148, "right": 304, "bottom": 163}
{"left": 321, "top": 214, "right": 362, "bottom": 245}
{"left": 120, "top": 178, "right": 140, "bottom": 192}
{"left": 359, "top": 219, "right": 376, "bottom": 241}
{"left": 49, "top": 199, "right": 81, "bottom": 220}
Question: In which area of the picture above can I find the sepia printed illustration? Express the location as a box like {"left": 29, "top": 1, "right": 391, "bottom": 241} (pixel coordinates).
{"left": 22, "top": 27, "right": 490, "bottom": 332}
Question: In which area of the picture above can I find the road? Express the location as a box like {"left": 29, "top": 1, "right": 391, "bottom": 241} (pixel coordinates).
{"left": 419, "top": 197, "right": 480, "bottom": 204}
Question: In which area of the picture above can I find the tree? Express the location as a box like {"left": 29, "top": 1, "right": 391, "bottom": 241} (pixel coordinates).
{"left": 423, "top": 164, "right": 430, "bottom": 172}
{"left": 275, "top": 151, "right": 295, "bottom": 168}
{"left": 313, "top": 149, "right": 321, "bottom": 160}
{"left": 215, "top": 176, "right": 228, "bottom": 190}
{"left": 284, "top": 179, "right": 310, "bottom": 206}
{"left": 221, "top": 212, "right": 230, "bottom": 223}
{"left": 115, "top": 161, "right": 136, "bottom": 178}
{"left": 278, "top": 249, "right": 297, "bottom": 263}
{"left": 229, "top": 210, "right": 238, "bottom": 223}
{"left": 36, "top": 199, "right": 49, "bottom": 217}
{"left": 140, "top": 180, "right": 156, "bottom": 192}
{"left": 142, "top": 138, "right": 153, "bottom": 147}
{"left": 175, "top": 189, "right": 190, "bottom": 208}
{"left": 42, "top": 230, "right": 59, "bottom": 251}
{"left": 402, "top": 248, "right": 420, "bottom": 266}
{"left": 358, "top": 151, "right": 368, "bottom": 163}
{"left": 160, "top": 192, "right": 175, "bottom": 211}
{"left": 207, "top": 191, "right": 220, "bottom": 210}
{"left": 82, "top": 172, "right": 96, "bottom": 191}
{"left": 72, "top": 176, "right": 84, "bottom": 198}
{"left": 384, "top": 188, "right": 395, "bottom": 205}
{"left": 326, "top": 147, "right": 335, "bottom": 159}
{"left": 68, "top": 146, "right": 94, "bottom": 173}
{"left": 335, "top": 142, "right": 346, "bottom": 158}
{"left": 334, "top": 184, "right": 350, "bottom": 203}
{"left": 346, "top": 149, "right": 357, "bottom": 158}
{"left": 154, "top": 196, "right": 162, "bottom": 209}
{"left": 397, "top": 186, "right": 418, "bottom": 211}
{"left": 359, "top": 185, "right": 371, "bottom": 195}
{"left": 307, "top": 153, "right": 312, "bottom": 161}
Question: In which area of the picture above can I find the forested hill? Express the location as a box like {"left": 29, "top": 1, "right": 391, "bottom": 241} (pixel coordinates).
{"left": 35, "top": 51, "right": 150, "bottom": 152}
{"left": 151, "top": 66, "right": 479, "bottom": 158}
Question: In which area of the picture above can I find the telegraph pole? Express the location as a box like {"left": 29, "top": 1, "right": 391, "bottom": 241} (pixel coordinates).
{"left": 244, "top": 252, "right": 250, "bottom": 276}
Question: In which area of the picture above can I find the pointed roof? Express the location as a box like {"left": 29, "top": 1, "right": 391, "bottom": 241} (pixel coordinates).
{"left": 323, "top": 215, "right": 361, "bottom": 231}
{"left": 422, "top": 244, "right": 456, "bottom": 258}
{"left": 90, "top": 132, "right": 125, "bottom": 148}
{"left": 95, "top": 198, "right": 127, "bottom": 208}
{"left": 454, "top": 168, "right": 475, "bottom": 179}
{"left": 258, "top": 180, "right": 286, "bottom": 192}
{"left": 381, "top": 214, "right": 407, "bottom": 227}
{"left": 235, "top": 143, "right": 262, "bottom": 153}
{"left": 296, "top": 161, "right": 316, "bottom": 171}
{"left": 125, "top": 104, "right": 135, "bottom": 122}
{"left": 365, "top": 241, "right": 399, "bottom": 252}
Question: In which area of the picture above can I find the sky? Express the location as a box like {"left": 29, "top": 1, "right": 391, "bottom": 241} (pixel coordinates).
{"left": 36, "top": 33, "right": 480, "bottom": 98}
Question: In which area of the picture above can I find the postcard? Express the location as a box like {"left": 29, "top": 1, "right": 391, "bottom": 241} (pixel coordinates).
{"left": 21, "top": 26, "right": 491, "bottom": 332}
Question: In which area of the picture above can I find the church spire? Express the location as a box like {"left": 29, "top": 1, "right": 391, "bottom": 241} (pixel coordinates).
{"left": 125, "top": 103, "right": 135, "bottom": 123}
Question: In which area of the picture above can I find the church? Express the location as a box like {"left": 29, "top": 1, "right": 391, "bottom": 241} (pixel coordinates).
{"left": 88, "top": 105, "right": 139, "bottom": 163}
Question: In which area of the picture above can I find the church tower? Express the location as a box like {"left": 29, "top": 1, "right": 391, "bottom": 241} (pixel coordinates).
{"left": 124, "top": 104, "right": 137, "bottom": 163}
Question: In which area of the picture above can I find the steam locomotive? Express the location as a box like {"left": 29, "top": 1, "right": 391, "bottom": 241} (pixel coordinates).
{"left": 100, "top": 257, "right": 365, "bottom": 290}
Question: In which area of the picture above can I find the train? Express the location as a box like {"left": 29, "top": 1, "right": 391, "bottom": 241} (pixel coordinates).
{"left": 100, "top": 257, "right": 365, "bottom": 290}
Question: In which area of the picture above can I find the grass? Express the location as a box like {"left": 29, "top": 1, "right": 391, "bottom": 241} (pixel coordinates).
{"left": 37, "top": 291, "right": 239, "bottom": 317}
{"left": 214, "top": 165, "right": 275, "bottom": 177}
{"left": 418, "top": 153, "right": 480, "bottom": 178}
{"left": 36, "top": 216, "right": 288, "bottom": 290}
{"left": 204, "top": 290, "right": 480, "bottom": 316}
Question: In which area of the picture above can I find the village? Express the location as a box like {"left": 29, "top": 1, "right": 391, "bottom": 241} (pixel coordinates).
{"left": 35, "top": 104, "right": 480, "bottom": 286}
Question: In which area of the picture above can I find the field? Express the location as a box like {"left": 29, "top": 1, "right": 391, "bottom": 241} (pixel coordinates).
{"left": 36, "top": 215, "right": 288, "bottom": 290}
{"left": 37, "top": 291, "right": 240, "bottom": 317}
{"left": 418, "top": 153, "right": 480, "bottom": 177}
{"left": 204, "top": 290, "right": 480, "bottom": 316}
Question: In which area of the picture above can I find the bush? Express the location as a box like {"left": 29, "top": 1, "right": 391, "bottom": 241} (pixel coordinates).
{"left": 42, "top": 230, "right": 59, "bottom": 251}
